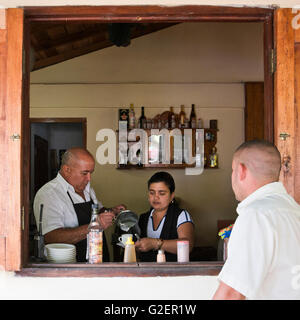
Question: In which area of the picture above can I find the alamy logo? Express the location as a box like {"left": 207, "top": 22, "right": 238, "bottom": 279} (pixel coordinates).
{"left": 292, "top": 6, "right": 300, "bottom": 29}
{"left": 95, "top": 126, "right": 205, "bottom": 176}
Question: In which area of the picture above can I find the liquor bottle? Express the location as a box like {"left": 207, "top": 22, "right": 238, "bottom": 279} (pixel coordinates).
{"left": 209, "top": 147, "right": 218, "bottom": 168}
{"left": 129, "top": 103, "right": 135, "bottom": 129}
{"left": 87, "top": 203, "right": 103, "bottom": 264}
{"left": 184, "top": 118, "right": 189, "bottom": 129}
{"left": 119, "top": 108, "right": 129, "bottom": 129}
{"left": 179, "top": 105, "right": 186, "bottom": 128}
{"left": 168, "top": 106, "right": 174, "bottom": 129}
{"left": 139, "top": 106, "right": 146, "bottom": 129}
{"left": 190, "top": 104, "right": 196, "bottom": 128}
{"left": 171, "top": 114, "right": 176, "bottom": 129}
{"left": 157, "top": 116, "right": 162, "bottom": 129}
{"left": 197, "top": 118, "right": 203, "bottom": 129}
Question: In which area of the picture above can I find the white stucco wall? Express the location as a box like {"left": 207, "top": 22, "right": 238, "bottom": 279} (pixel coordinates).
{"left": 0, "top": 271, "right": 218, "bottom": 299}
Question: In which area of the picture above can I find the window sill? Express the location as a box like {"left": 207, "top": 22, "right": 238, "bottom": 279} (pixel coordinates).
{"left": 17, "top": 261, "right": 223, "bottom": 277}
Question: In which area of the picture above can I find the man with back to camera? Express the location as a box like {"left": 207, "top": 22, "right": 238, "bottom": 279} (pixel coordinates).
{"left": 33, "top": 147, "right": 125, "bottom": 262}
{"left": 213, "top": 139, "right": 300, "bottom": 300}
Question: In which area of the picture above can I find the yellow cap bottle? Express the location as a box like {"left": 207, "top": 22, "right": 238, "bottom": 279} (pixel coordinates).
{"left": 124, "top": 236, "right": 136, "bottom": 263}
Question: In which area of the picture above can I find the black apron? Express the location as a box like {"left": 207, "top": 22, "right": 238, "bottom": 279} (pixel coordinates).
{"left": 67, "top": 191, "right": 109, "bottom": 262}
{"left": 138, "top": 202, "right": 184, "bottom": 262}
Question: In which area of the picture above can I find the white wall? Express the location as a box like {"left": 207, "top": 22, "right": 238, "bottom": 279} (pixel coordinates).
{"left": 0, "top": 271, "right": 218, "bottom": 299}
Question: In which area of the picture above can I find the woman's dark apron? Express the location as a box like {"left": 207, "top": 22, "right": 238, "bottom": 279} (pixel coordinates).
{"left": 67, "top": 192, "right": 109, "bottom": 262}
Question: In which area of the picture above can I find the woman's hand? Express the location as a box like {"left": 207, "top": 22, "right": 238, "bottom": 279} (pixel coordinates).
{"left": 135, "top": 238, "right": 157, "bottom": 252}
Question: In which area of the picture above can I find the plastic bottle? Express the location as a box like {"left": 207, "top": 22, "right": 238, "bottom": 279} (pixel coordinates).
{"left": 123, "top": 236, "right": 137, "bottom": 263}
{"left": 157, "top": 249, "right": 166, "bottom": 263}
{"left": 87, "top": 203, "right": 103, "bottom": 264}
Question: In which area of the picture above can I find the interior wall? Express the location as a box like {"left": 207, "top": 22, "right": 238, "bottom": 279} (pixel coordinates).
{"left": 30, "top": 22, "right": 264, "bottom": 253}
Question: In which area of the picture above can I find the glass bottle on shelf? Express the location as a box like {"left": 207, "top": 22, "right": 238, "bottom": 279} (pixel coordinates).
{"left": 184, "top": 118, "right": 189, "bottom": 128}
{"left": 129, "top": 103, "right": 135, "bottom": 129}
{"left": 168, "top": 106, "right": 174, "bottom": 129}
{"left": 147, "top": 119, "right": 152, "bottom": 129}
{"left": 179, "top": 105, "right": 186, "bottom": 128}
{"left": 139, "top": 106, "right": 146, "bottom": 129}
{"left": 209, "top": 147, "right": 218, "bottom": 168}
{"left": 197, "top": 118, "right": 203, "bottom": 129}
{"left": 190, "top": 104, "right": 196, "bottom": 129}
{"left": 171, "top": 114, "right": 176, "bottom": 129}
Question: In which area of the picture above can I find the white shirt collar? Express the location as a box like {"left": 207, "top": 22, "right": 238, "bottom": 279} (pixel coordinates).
{"left": 237, "top": 182, "right": 287, "bottom": 214}
{"left": 56, "top": 172, "right": 91, "bottom": 194}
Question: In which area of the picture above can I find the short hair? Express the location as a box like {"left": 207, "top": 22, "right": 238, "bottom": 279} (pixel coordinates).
{"left": 234, "top": 139, "right": 281, "bottom": 181}
{"left": 61, "top": 150, "right": 74, "bottom": 167}
{"left": 235, "top": 139, "right": 279, "bottom": 155}
{"left": 60, "top": 148, "right": 94, "bottom": 168}
{"left": 148, "top": 171, "right": 175, "bottom": 193}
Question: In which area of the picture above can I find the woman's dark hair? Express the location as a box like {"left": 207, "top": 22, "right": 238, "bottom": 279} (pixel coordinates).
{"left": 147, "top": 171, "right": 175, "bottom": 193}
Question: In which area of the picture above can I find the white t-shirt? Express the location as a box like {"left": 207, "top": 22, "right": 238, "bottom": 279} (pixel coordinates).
{"left": 33, "top": 173, "right": 102, "bottom": 235}
{"left": 218, "top": 182, "right": 300, "bottom": 300}
{"left": 147, "top": 208, "right": 193, "bottom": 238}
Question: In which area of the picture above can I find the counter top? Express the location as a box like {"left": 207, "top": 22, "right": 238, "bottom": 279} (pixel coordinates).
{"left": 17, "top": 261, "right": 224, "bottom": 277}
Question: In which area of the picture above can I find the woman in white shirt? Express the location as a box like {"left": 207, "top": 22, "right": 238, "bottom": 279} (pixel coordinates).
{"left": 135, "top": 171, "right": 194, "bottom": 262}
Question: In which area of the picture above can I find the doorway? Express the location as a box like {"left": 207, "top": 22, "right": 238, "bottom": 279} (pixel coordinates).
{"left": 28, "top": 118, "right": 86, "bottom": 257}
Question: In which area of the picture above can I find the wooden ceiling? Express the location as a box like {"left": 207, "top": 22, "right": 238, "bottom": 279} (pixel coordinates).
{"left": 30, "top": 22, "right": 177, "bottom": 71}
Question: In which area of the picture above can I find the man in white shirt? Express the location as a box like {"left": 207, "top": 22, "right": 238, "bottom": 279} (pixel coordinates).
{"left": 33, "top": 148, "right": 125, "bottom": 262}
{"left": 213, "top": 140, "right": 300, "bottom": 300}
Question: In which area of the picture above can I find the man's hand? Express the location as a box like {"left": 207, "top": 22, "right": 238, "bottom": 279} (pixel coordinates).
{"left": 112, "top": 204, "right": 127, "bottom": 215}
{"left": 98, "top": 210, "right": 115, "bottom": 229}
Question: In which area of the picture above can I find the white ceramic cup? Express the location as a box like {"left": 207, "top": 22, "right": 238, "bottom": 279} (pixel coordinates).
{"left": 118, "top": 233, "right": 133, "bottom": 246}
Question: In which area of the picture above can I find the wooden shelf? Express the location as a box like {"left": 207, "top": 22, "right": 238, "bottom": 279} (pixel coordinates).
{"left": 117, "top": 163, "right": 219, "bottom": 169}
{"left": 117, "top": 127, "right": 219, "bottom": 170}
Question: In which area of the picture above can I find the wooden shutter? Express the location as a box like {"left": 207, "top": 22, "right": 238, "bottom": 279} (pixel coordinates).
{"left": 0, "top": 9, "right": 24, "bottom": 271}
{"left": 0, "top": 9, "right": 7, "bottom": 269}
{"left": 244, "top": 82, "right": 264, "bottom": 141}
{"left": 274, "top": 8, "right": 300, "bottom": 203}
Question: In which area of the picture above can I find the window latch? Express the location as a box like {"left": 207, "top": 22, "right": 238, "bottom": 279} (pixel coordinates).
{"left": 10, "top": 133, "right": 21, "bottom": 141}
{"left": 279, "top": 133, "right": 290, "bottom": 141}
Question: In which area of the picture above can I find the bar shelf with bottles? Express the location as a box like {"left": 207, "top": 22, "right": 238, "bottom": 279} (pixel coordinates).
{"left": 117, "top": 104, "right": 219, "bottom": 169}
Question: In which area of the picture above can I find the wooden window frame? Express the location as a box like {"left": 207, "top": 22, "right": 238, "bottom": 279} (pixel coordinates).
{"left": 17, "top": 5, "right": 274, "bottom": 277}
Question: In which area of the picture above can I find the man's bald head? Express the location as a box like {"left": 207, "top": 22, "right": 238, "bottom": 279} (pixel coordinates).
{"left": 60, "top": 148, "right": 95, "bottom": 193}
{"left": 233, "top": 140, "right": 281, "bottom": 183}
{"left": 61, "top": 148, "right": 94, "bottom": 168}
